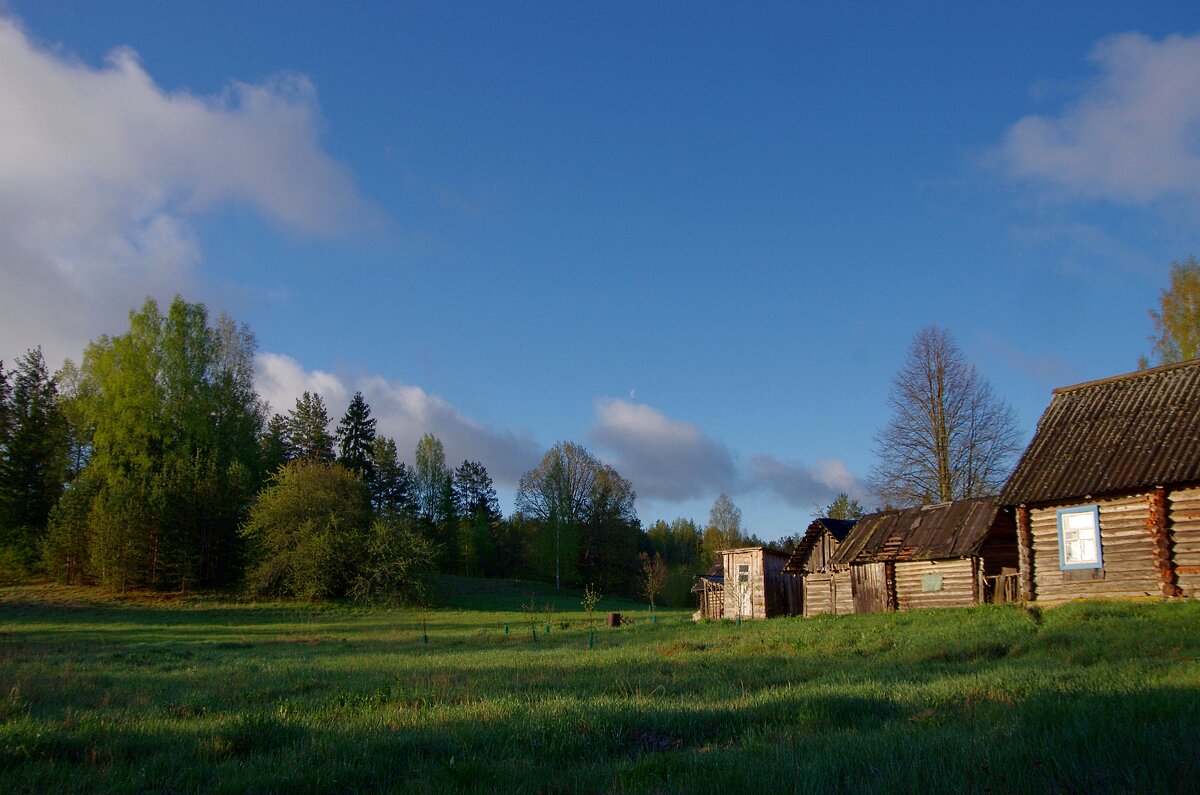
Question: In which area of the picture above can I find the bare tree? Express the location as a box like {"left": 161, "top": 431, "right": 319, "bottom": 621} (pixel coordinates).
{"left": 870, "top": 326, "right": 1020, "bottom": 507}
{"left": 639, "top": 552, "right": 667, "bottom": 611}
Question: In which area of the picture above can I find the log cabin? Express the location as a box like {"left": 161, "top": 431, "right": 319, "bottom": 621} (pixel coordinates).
{"left": 826, "top": 498, "right": 1019, "bottom": 613}
{"left": 998, "top": 358, "right": 1200, "bottom": 602}
{"left": 782, "top": 518, "right": 857, "bottom": 616}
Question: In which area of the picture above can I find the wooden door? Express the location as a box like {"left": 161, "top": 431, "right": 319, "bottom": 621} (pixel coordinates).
{"left": 851, "top": 563, "right": 890, "bottom": 614}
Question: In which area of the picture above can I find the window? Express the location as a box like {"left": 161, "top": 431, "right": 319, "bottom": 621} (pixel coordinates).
{"left": 921, "top": 573, "right": 943, "bottom": 592}
{"left": 1057, "top": 505, "right": 1102, "bottom": 570}
{"left": 738, "top": 563, "right": 749, "bottom": 583}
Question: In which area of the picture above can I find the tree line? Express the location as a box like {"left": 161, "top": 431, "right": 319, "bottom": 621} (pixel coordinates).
{"left": 4, "top": 259, "right": 1193, "bottom": 602}
{"left": 0, "top": 296, "right": 764, "bottom": 604}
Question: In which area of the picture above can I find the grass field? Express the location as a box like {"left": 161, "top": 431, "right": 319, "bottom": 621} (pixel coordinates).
{"left": 1, "top": 577, "right": 1198, "bottom": 793}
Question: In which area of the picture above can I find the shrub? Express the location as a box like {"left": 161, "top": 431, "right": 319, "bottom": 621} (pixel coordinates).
{"left": 241, "top": 461, "right": 370, "bottom": 598}
{"left": 350, "top": 515, "right": 438, "bottom": 606}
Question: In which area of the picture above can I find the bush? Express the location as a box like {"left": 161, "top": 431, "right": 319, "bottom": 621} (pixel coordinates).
{"left": 240, "top": 461, "right": 370, "bottom": 599}
{"left": 350, "top": 515, "right": 439, "bottom": 606}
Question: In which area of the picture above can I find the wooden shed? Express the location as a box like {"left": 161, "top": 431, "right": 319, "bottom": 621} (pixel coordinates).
{"left": 782, "top": 518, "right": 857, "bottom": 616}
{"left": 720, "top": 547, "right": 800, "bottom": 619}
{"left": 827, "top": 498, "right": 1019, "bottom": 612}
{"left": 998, "top": 358, "right": 1200, "bottom": 603}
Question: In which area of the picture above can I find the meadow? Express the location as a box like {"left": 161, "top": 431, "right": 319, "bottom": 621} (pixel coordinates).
{"left": 1, "top": 577, "right": 1198, "bottom": 793}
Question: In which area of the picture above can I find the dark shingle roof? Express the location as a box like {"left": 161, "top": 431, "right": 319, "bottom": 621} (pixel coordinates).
{"left": 783, "top": 518, "right": 858, "bottom": 573}
{"left": 829, "top": 497, "right": 1005, "bottom": 566}
{"left": 999, "top": 358, "right": 1200, "bottom": 506}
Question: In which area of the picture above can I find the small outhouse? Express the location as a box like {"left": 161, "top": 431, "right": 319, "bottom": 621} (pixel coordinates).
{"left": 998, "top": 358, "right": 1200, "bottom": 602}
{"left": 720, "top": 547, "right": 799, "bottom": 619}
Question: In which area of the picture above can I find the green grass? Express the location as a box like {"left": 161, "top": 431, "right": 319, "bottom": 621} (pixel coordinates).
{"left": 1, "top": 578, "right": 1198, "bottom": 793}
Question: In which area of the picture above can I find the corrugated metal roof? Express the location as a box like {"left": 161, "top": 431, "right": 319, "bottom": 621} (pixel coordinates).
{"left": 999, "top": 358, "right": 1200, "bottom": 505}
{"left": 828, "top": 497, "right": 1005, "bottom": 566}
{"left": 783, "top": 518, "right": 858, "bottom": 573}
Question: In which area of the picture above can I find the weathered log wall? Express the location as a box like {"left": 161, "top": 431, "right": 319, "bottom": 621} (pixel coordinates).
{"left": 1030, "top": 493, "right": 1159, "bottom": 601}
{"left": 1169, "top": 485, "right": 1200, "bottom": 598}
{"left": 894, "top": 558, "right": 979, "bottom": 610}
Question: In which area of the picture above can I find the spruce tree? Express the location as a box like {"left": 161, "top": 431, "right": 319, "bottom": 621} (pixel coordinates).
{"left": 336, "top": 392, "right": 377, "bottom": 481}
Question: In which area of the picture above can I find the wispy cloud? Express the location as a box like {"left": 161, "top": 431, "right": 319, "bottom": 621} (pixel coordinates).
{"left": 0, "top": 17, "right": 373, "bottom": 366}
{"left": 590, "top": 397, "right": 866, "bottom": 511}
{"left": 748, "top": 454, "right": 870, "bottom": 511}
{"left": 1000, "top": 32, "right": 1200, "bottom": 208}
{"left": 255, "top": 353, "right": 541, "bottom": 487}
{"left": 590, "top": 398, "right": 736, "bottom": 501}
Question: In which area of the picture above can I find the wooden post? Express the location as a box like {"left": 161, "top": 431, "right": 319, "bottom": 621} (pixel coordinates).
{"left": 1017, "top": 505, "right": 1033, "bottom": 602}
{"left": 1148, "top": 488, "right": 1181, "bottom": 598}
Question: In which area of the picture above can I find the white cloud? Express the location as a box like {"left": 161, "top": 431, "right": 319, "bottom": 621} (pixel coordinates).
{"left": 0, "top": 18, "right": 372, "bottom": 366}
{"left": 1001, "top": 32, "right": 1200, "bottom": 207}
{"left": 254, "top": 353, "right": 541, "bottom": 488}
{"left": 748, "top": 454, "right": 869, "bottom": 511}
{"left": 590, "top": 398, "right": 738, "bottom": 502}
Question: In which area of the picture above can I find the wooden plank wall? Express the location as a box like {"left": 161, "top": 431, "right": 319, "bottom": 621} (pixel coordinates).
{"left": 1169, "top": 486, "right": 1200, "bottom": 598}
{"left": 803, "top": 570, "right": 853, "bottom": 616}
{"left": 1030, "top": 493, "right": 1159, "bottom": 601}
{"left": 803, "top": 574, "right": 834, "bottom": 616}
{"left": 894, "top": 559, "right": 978, "bottom": 610}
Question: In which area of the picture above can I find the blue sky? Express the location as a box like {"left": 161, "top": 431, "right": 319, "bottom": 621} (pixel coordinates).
{"left": 2, "top": 1, "right": 1199, "bottom": 538}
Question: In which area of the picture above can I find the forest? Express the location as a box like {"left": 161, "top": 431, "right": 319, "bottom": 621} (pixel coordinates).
{"left": 0, "top": 296, "right": 786, "bottom": 606}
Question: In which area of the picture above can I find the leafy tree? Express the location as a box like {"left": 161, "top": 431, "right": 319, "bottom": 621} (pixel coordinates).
{"left": 1142, "top": 256, "right": 1200, "bottom": 368}
{"left": 413, "top": 433, "right": 452, "bottom": 523}
{"left": 240, "top": 461, "right": 371, "bottom": 599}
{"left": 370, "top": 435, "right": 416, "bottom": 515}
{"left": 287, "top": 392, "right": 335, "bottom": 465}
{"left": 336, "top": 392, "right": 377, "bottom": 481}
{"left": 516, "top": 441, "right": 600, "bottom": 589}
{"left": 870, "top": 325, "right": 1020, "bottom": 507}
{"left": 413, "top": 433, "right": 456, "bottom": 568}
{"left": 578, "top": 463, "right": 640, "bottom": 593}
{"left": 517, "top": 442, "right": 640, "bottom": 591}
{"left": 823, "top": 492, "right": 866, "bottom": 520}
{"left": 700, "top": 493, "right": 745, "bottom": 565}
{"left": 54, "top": 359, "right": 95, "bottom": 480}
{"left": 0, "top": 348, "right": 68, "bottom": 566}
{"left": 81, "top": 297, "right": 264, "bottom": 589}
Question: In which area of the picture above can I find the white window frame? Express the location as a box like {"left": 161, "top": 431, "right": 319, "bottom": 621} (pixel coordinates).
{"left": 1056, "top": 505, "right": 1103, "bottom": 570}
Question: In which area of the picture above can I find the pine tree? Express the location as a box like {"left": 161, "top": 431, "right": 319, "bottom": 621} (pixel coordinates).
{"left": 0, "top": 348, "right": 68, "bottom": 563}
{"left": 260, "top": 413, "right": 291, "bottom": 474}
{"left": 286, "top": 392, "right": 335, "bottom": 464}
{"left": 336, "top": 392, "right": 377, "bottom": 481}
{"left": 369, "top": 436, "right": 416, "bottom": 515}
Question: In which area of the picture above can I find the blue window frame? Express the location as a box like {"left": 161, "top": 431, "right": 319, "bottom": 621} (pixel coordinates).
{"left": 1056, "top": 505, "right": 1103, "bottom": 570}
